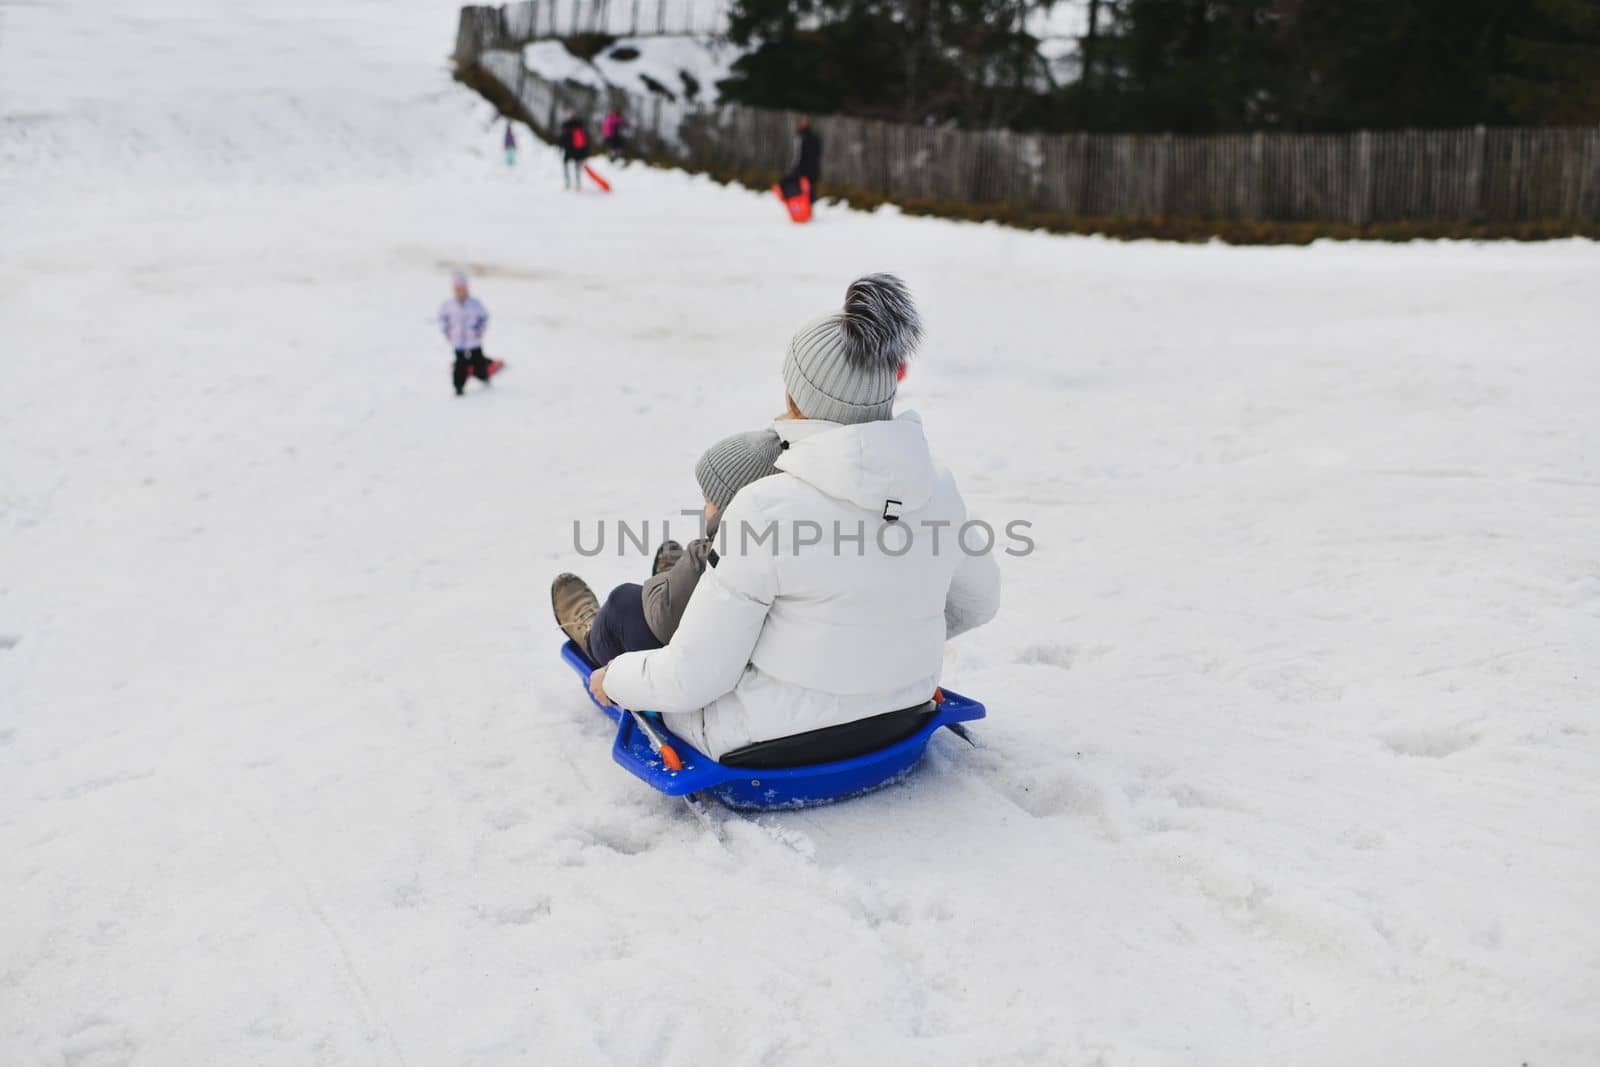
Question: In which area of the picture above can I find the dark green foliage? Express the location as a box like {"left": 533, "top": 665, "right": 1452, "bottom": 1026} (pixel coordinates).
{"left": 720, "top": 0, "right": 1051, "bottom": 127}
{"left": 1281, "top": 0, "right": 1516, "bottom": 130}
{"left": 721, "top": 0, "right": 1600, "bottom": 132}
{"left": 1079, "top": 0, "right": 1600, "bottom": 130}
{"left": 1492, "top": 0, "right": 1600, "bottom": 123}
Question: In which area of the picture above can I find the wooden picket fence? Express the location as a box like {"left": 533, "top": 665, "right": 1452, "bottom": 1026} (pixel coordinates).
{"left": 459, "top": 5, "right": 1600, "bottom": 224}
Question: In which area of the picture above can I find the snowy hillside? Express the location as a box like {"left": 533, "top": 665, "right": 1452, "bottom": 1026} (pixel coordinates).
{"left": 525, "top": 37, "right": 741, "bottom": 104}
{"left": 519, "top": 17, "right": 1087, "bottom": 105}
{"left": 3, "top": 2, "right": 1599, "bottom": 1066}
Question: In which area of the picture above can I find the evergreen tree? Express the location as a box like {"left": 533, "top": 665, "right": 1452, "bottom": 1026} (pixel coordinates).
{"left": 1492, "top": 0, "right": 1600, "bottom": 123}
{"left": 721, "top": 0, "right": 1053, "bottom": 127}
{"left": 1290, "top": 0, "right": 1510, "bottom": 130}
{"left": 721, "top": 0, "right": 1600, "bottom": 133}
{"left": 1099, "top": 0, "right": 1293, "bottom": 132}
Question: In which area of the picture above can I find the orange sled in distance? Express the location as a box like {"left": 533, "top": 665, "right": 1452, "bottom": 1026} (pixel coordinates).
{"left": 774, "top": 176, "right": 812, "bottom": 222}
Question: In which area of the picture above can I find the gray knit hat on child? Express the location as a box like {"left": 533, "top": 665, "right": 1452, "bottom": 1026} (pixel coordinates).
{"left": 695, "top": 429, "right": 783, "bottom": 511}
{"left": 782, "top": 273, "right": 923, "bottom": 425}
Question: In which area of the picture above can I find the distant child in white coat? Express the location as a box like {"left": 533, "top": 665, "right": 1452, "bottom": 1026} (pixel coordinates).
{"left": 438, "top": 271, "right": 503, "bottom": 396}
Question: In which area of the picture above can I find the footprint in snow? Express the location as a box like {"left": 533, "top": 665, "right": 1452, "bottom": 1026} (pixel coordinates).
{"left": 485, "top": 807, "right": 531, "bottom": 831}
{"left": 1015, "top": 642, "right": 1075, "bottom": 669}
{"left": 581, "top": 819, "right": 656, "bottom": 856}
{"left": 475, "top": 899, "right": 552, "bottom": 927}
{"left": 1378, "top": 725, "right": 1479, "bottom": 759}
{"left": 968, "top": 748, "right": 1106, "bottom": 819}
{"left": 61, "top": 1015, "right": 136, "bottom": 1067}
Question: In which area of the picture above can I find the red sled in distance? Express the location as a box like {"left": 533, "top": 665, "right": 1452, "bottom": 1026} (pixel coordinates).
{"left": 774, "top": 177, "right": 812, "bottom": 222}
{"left": 583, "top": 163, "right": 612, "bottom": 192}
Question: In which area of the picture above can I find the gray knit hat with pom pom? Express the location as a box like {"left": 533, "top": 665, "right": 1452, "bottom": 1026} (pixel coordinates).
{"left": 783, "top": 273, "right": 922, "bottom": 425}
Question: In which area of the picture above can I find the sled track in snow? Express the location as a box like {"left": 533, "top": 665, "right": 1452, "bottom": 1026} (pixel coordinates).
{"left": 241, "top": 804, "right": 414, "bottom": 1067}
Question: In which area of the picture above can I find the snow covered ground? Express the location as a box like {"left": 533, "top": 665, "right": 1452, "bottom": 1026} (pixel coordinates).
{"left": 4, "top": 2, "right": 1600, "bottom": 1065}
{"left": 525, "top": 36, "right": 740, "bottom": 103}
{"left": 523, "top": 29, "right": 1078, "bottom": 105}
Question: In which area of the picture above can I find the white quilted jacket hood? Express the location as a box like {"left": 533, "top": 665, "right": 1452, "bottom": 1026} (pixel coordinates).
{"left": 774, "top": 411, "right": 937, "bottom": 515}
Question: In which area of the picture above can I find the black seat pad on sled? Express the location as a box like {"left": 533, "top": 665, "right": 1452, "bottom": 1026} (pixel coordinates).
{"left": 719, "top": 702, "right": 937, "bottom": 770}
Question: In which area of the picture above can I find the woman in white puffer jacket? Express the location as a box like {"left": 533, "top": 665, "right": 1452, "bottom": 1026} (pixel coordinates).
{"left": 590, "top": 275, "right": 1001, "bottom": 760}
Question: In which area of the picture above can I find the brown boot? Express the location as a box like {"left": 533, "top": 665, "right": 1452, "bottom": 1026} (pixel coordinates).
{"left": 551, "top": 573, "right": 599, "bottom": 651}
{"left": 651, "top": 540, "right": 684, "bottom": 576}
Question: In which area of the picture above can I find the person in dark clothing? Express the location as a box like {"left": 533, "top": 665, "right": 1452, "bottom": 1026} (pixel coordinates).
{"left": 782, "top": 118, "right": 822, "bottom": 203}
{"left": 583, "top": 581, "right": 666, "bottom": 665}
{"left": 558, "top": 114, "right": 590, "bottom": 190}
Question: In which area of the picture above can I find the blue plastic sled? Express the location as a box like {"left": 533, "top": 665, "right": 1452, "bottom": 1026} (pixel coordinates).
{"left": 561, "top": 640, "right": 985, "bottom": 811}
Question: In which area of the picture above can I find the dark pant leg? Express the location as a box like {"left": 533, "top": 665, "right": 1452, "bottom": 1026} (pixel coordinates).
{"left": 468, "top": 347, "right": 490, "bottom": 381}
{"left": 452, "top": 350, "right": 470, "bottom": 393}
{"left": 586, "top": 582, "right": 665, "bottom": 666}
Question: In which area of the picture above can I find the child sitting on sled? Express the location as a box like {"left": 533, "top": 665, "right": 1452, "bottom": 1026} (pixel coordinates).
{"left": 551, "top": 429, "right": 783, "bottom": 667}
